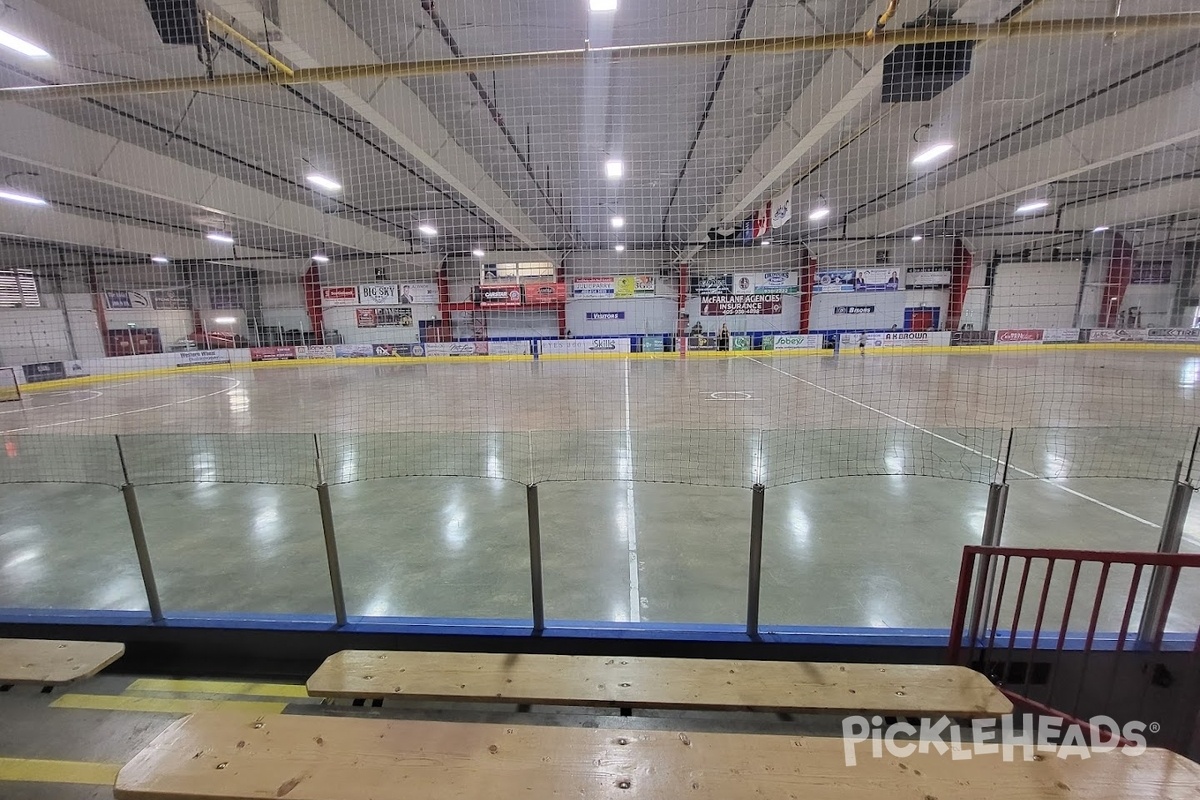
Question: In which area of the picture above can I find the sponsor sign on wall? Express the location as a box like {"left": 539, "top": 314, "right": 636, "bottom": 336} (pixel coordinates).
{"left": 64, "top": 360, "right": 89, "bottom": 378}
{"left": 425, "top": 342, "right": 489, "bottom": 356}
{"left": 1088, "top": 329, "right": 1148, "bottom": 342}
{"left": 372, "top": 344, "right": 422, "bottom": 356}
{"left": 766, "top": 334, "right": 823, "bottom": 351}
{"left": 905, "top": 268, "right": 953, "bottom": 288}
{"left": 177, "top": 350, "right": 230, "bottom": 366}
{"left": 691, "top": 275, "right": 733, "bottom": 296}
{"left": 321, "top": 287, "right": 359, "bottom": 307}
{"left": 1147, "top": 328, "right": 1200, "bottom": 342}
{"left": 856, "top": 268, "right": 902, "bottom": 292}
{"left": 356, "top": 307, "right": 413, "bottom": 328}
{"left": 478, "top": 285, "right": 523, "bottom": 307}
{"left": 952, "top": 330, "right": 996, "bottom": 346}
{"left": 397, "top": 283, "right": 438, "bottom": 304}
{"left": 732, "top": 272, "right": 800, "bottom": 295}
{"left": 334, "top": 344, "right": 374, "bottom": 358}
{"left": 540, "top": 338, "right": 632, "bottom": 355}
{"left": 104, "top": 291, "right": 152, "bottom": 309}
{"left": 1131, "top": 261, "right": 1172, "bottom": 285}
{"left": 487, "top": 341, "right": 533, "bottom": 356}
{"left": 834, "top": 305, "right": 876, "bottom": 315}
{"left": 297, "top": 345, "right": 336, "bottom": 359}
{"left": 152, "top": 289, "right": 192, "bottom": 310}
{"left": 641, "top": 335, "right": 666, "bottom": 353}
{"left": 250, "top": 346, "right": 297, "bottom": 361}
{"left": 699, "top": 295, "right": 784, "bottom": 316}
{"left": 842, "top": 332, "right": 952, "bottom": 348}
{"left": 1043, "top": 328, "right": 1081, "bottom": 343}
{"left": 586, "top": 311, "right": 625, "bottom": 321}
{"left": 573, "top": 276, "right": 654, "bottom": 298}
{"left": 22, "top": 362, "right": 66, "bottom": 382}
{"left": 996, "top": 329, "right": 1044, "bottom": 344}
{"left": 357, "top": 283, "right": 399, "bottom": 305}
{"left": 523, "top": 282, "right": 566, "bottom": 304}
{"left": 814, "top": 269, "right": 857, "bottom": 293}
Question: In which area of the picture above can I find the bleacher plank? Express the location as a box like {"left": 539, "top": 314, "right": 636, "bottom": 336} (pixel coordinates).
{"left": 307, "top": 651, "right": 1011, "bottom": 718}
{"left": 0, "top": 638, "right": 124, "bottom": 685}
{"left": 114, "top": 712, "right": 1200, "bottom": 800}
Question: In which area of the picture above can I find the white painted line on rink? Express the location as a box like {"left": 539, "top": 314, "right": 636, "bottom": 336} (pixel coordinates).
{"left": 623, "top": 359, "right": 643, "bottom": 622}
{"left": 0, "top": 389, "right": 102, "bottom": 414}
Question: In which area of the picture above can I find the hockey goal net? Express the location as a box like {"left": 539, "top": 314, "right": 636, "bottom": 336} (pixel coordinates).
{"left": 0, "top": 368, "right": 21, "bottom": 403}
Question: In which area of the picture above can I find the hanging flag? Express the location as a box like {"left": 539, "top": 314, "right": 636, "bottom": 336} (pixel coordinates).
{"left": 753, "top": 201, "right": 771, "bottom": 238}
{"left": 771, "top": 188, "right": 793, "bottom": 229}
{"left": 741, "top": 218, "right": 755, "bottom": 242}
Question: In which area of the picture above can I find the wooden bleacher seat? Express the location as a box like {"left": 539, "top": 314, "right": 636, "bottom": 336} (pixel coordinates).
{"left": 0, "top": 637, "right": 124, "bottom": 685}
{"left": 114, "top": 712, "right": 1200, "bottom": 799}
{"left": 307, "top": 650, "right": 1012, "bottom": 718}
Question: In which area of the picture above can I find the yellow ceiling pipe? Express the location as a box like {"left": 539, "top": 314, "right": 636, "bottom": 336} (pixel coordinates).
{"left": 1, "top": 13, "right": 1197, "bottom": 101}
{"left": 203, "top": 12, "right": 294, "bottom": 78}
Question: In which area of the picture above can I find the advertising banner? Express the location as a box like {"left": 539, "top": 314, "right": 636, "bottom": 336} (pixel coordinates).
{"left": 996, "top": 329, "right": 1045, "bottom": 344}
{"left": 699, "top": 295, "right": 784, "bottom": 316}
{"left": 334, "top": 344, "right": 374, "bottom": 358}
{"left": 151, "top": 289, "right": 192, "bottom": 310}
{"left": 397, "top": 283, "right": 438, "bottom": 304}
{"left": 844, "top": 332, "right": 952, "bottom": 348}
{"left": 297, "top": 345, "right": 336, "bottom": 359}
{"left": 425, "top": 342, "right": 489, "bottom": 356}
{"left": 22, "top": 362, "right": 66, "bottom": 382}
{"left": 641, "top": 336, "right": 666, "bottom": 353}
{"left": 1043, "top": 328, "right": 1082, "bottom": 343}
{"left": 834, "top": 305, "right": 876, "bottom": 315}
{"left": 814, "top": 269, "right": 857, "bottom": 293}
{"left": 104, "top": 291, "right": 152, "bottom": 309}
{"left": 573, "top": 276, "right": 616, "bottom": 298}
{"left": 357, "top": 283, "right": 399, "bottom": 305}
{"left": 355, "top": 307, "right": 413, "bottom": 328}
{"left": 766, "top": 334, "right": 823, "bottom": 351}
{"left": 1147, "top": 328, "right": 1200, "bottom": 342}
{"left": 905, "top": 268, "right": 952, "bottom": 288}
{"left": 478, "top": 285, "right": 523, "bottom": 307}
{"left": 321, "top": 286, "right": 359, "bottom": 307}
{"left": 177, "top": 350, "right": 230, "bottom": 366}
{"left": 372, "top": 344, "right": 422, "bottom": 356}
{"left": 1088, "top": 329, "right": 1148, "bottom": 343}
{"left": 732, "top": 335, "right": 752, "bottom": 351}
{"left": 250, "top": 347, "right": 297, "bottom": 361}
{"left": 732, "top": 272, "right": 799, "bottom": 295}
{"left": 692, "top": 275, "right": 733, "bottom": 295}
{"left": 586, "top": 311, "right": 625, "bottom": 321}
{"left": 855, "top": 268, "right": 902, "bottom": 292}
{"left": 951, "top": 330, "right": 996, "bottom": 346}
{"left": 540, "top": 338, "right": 632, "bottom": 355}
{"left": 523, "top": 282, "right": 566, "bottom": 304}
{"left": 1131, "top": 261, "right": 1172, "bottom": 285}
{"left": 64, "top": 360, "right": 89, "bottom": 379}
{"left": 614, "top": 275, "right": 655, "bottom": 298}
{"left": 356, "top": 308, "right": 377, "bottom": 328}
{"left": 487, "top": 341, "right": 533, "bottom": 356}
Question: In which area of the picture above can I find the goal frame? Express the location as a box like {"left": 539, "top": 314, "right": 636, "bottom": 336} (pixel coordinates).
{"left": 0, "top": 366, "right": 21, "bottom": 402}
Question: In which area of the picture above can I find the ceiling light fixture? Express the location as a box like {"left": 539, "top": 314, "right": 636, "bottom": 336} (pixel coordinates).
{"left": 0, "top": 29, "right": 51, "bottom": 58}
{"left": 911, "top": 235, "right": 923, "bottom": 242}
{"left": 212, "top": 317, "right": 237, "bottom": 325}
{"left": 0, "top": 189, "right": 48, "bottom": 206}
{"left": 151, "top": 256, "right": 170, "bottom": 264}
{"left": 1015, "top": 200, "right": 1050, "bottom": 214}
{"left": 311, "top": 254, "right": 330, "bottom": 263}
{"left": 912, "top": 142, "right": 955, "bottom": 165}
{"left": 418, "top": 224, "right": 438, "bottom": 237}
{"left": 610, "top": 216, "right": 625, "bottom": 229}
{"left": 761, "top": 239, "right": 771, "bottom": 247}
{"left": 590, "top": 0, "right": 618, "bottom": 11}
{"left": 472, "top": 248, "right": 486, "bottom": 258}
{"left": 305, "top": 174, "right": 342, "bottom": 192}
{"left": 605, "top": 160, "right": 624, "bottom": 179}
{"left": 614, "top": 244, "right": 625, "bottom": 252}
{"left": 1092, "top": 226, "right": 1110, "bottom": 233}
{"left": 808, "top": 206, "right": 831, "bottom": 221}
{"left": 206, "top": 232, "right": 235, "bottom": 244}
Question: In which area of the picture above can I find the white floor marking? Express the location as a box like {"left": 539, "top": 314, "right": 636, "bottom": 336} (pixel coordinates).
{"left": 748, "top": 357, "right": 1164, "bottom": 531}
{"left": 0, "top": 376, "right": 241, "bottom": 434}
{"left": 623, "top": 359, "right": 642, "bottom": 622}
{"left": 0, "top": 389, "right": 102, "bottom": 415}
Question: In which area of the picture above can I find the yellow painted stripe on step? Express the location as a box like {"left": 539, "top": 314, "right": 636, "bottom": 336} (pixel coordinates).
{"left": 125, "top": 678, "right": 308, "bottom": 699}
{"left": 0, "top": 757, "right": 119, "bottom": 785}
{"left": 50, "top": 694, "right": 286, "bottom": 715}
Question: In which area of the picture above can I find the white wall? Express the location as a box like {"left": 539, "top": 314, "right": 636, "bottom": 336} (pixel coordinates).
{"left": 106, "top": 308, "right": 194, "bottom": 345}
{"left": 0, "top": 308, "right": 105, "bottom": 365}
{"left": 485, "top": 310, "right": 558, "bottom": 338}
{"left": 566, "top": 297, "right": 676, "bottom": 336}
{"left": 810, "top": 290, "right": 946, "bottom": 331}
{"left": 989, "top": 260, "right": 1083, "bottom": 329}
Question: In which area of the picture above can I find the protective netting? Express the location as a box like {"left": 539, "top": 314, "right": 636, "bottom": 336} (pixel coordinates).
{"left": 0, "top": 2, "right": 1198, "bottom": 623}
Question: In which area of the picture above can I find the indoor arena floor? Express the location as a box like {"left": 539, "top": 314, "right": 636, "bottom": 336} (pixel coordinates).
{"left": 1, "top": 349, "right": 1197, "bottom": 634}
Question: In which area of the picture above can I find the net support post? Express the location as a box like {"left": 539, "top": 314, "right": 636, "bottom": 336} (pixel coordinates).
{"left": 969, "top": 482, "right": 1009, "bottom": 644}
{"left": 746, "top": 483, "right": 766, "bottom": 639}
{"left": 113, "top": 435, "right": 164, "bottom": 623}
{"left": 314, "top": 437, "right": 348, "bottom": 627}
{"left": 526, "top": 483, "right": 545, "bottom": 633}
{"left": 1138, "top": 479, "right": 1193, "bottom": 647}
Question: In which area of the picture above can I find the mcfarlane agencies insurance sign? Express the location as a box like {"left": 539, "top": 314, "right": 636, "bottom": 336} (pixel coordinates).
{"left": 699, "top": 295, "right": 784, "bottom": 316}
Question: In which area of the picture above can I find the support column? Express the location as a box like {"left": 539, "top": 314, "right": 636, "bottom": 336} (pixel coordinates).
{"left": 527, "top": 484, "right": 545, "bottom": 633}
{"left": 798, "top": 248, "right": 815, "bottom": 334}
{"left": 114, "top": 436, "right": 163, "bottom": 622}
{"left": 746, "top": 484, "right": 766, "bottom": 638}
{"left": 946, "top": 238, "right": 973, "bottom": 331}
{"left": 1138, "top": 462, "right": 1194, "bottom": 647}
{"left": 314, "top": 435, "right": 348, "bottom": 626}
{"left": 1097, "top": 233, "right": 1135, "bottom": 329}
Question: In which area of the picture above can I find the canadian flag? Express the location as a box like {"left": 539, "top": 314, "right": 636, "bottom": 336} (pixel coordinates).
{"left": 753, "top": 201, "right": 771, "bottom": 238}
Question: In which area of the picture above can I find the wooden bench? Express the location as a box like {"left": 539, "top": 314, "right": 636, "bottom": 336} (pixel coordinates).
{"left": 114, "top": 712, "right": 1200, "bottom": 799}
{"left": 0, "top": 637, "right": 124, "bottom": 686}
{"left": 307, "top": 651, "right": 1012, "bottom": 718}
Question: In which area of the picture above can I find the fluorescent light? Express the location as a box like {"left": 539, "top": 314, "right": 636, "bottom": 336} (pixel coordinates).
{"left": 0, "top": 189, "right": 47, "bottom": 206}
{"left": 761, "top": 239, "right": 771, "bottom": 247}
{"left": 0, "top": 29, "right": 51, "bottom": 58}
{"left": 1015, "top": 200, "right": 1050, "bottom": 214}
{"left": 590, "top": 0, "right": 618, "bottom": 10}
{"left": 212, "top": 317, "right": 237, "bottom": 325}
{"left": 605, "top": 160, "right": 624, "bottom": 179}
{"left": 911, "top": 235, "right": 923, "bottom": 242}
{"left": 151, "top": 256, "right": 170, "bottom": 264}
{"left": 614, "top": 244, "right": 625, "bottom": 252}
{"left": 912, "top": 142, "right": 954, "bottom": 165}
{"left": 418, "top": 224, "right": 438, "bottom": 237}
{"left": 611, "top": 216, "right": 624, "bottom": 229}
{"left": 808, "top": 206, "right": 830, "bottom": 221}
{"left": 1092, "top": 226, "right": 1110, "bottom": 233}
{"left": 206, "top": 232, "right": 235, "bottom": 244}
{"left": 472, "top": 248, "right": 486, "bottom": 258}
{"left": 311, "top": 254, "right": 330, "bottom": 263}
{"left": 306, "top": 174, "right": 342, "bottom": 192}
